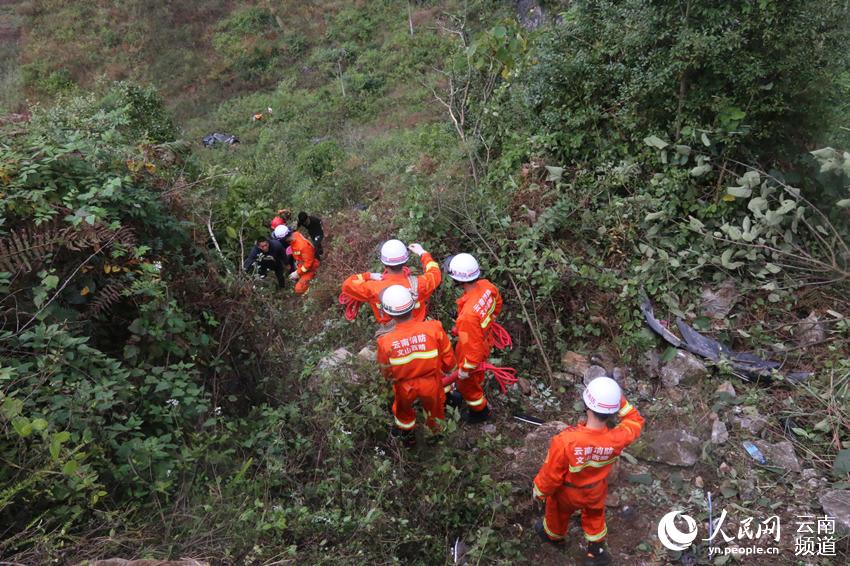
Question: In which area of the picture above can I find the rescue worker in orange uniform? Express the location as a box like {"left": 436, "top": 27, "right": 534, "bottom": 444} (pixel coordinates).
{"left": 341, "top": 239, "right": 441, "bottom": 327}
{"left": 276, "top": 225, "right": 319, "bottom": 295}
{"left": 532, "top": 376, "right": 644, "bottom": 566}
{"left": 375, "top": 285, "right": 456, "bottom": 446}
{"left": 446, "top": 253, "right": 502, "bottom": 423}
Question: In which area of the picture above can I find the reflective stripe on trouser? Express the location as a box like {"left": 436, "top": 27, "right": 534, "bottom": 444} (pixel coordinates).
{"left": 392, "top": 375, "right": 446, "bottom": 433}
{"left": 294, "top": 270, "right": 316, "bottom": 294}
{"left": 542, "top": 481, "right": 608, "bottom": 542}
{"left": 456, "top": 369, "right": 487, "bottom": 412}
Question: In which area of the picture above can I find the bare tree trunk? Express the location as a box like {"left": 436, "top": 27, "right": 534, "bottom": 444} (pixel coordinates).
{"left": 207, "top": 210, "right": 232, "bottom": 275}
{"left": 337, "top": 59, "right": 346, "bottom": 97}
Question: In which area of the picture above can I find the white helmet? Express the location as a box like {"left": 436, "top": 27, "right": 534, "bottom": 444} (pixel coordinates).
{"left": 582, "top": 376, "right": 621, "bottom": 414}
{"left": 380, "top": 285, "right": 415, "bottom": 317}
{"left": 447, "top": 253, "right": 480, "bottom": 282}
{"left": 273, "top": 225, "right": 290, "bottom": 240}
{"left": 380, "top": 239, "right": 409, "bottom": 266}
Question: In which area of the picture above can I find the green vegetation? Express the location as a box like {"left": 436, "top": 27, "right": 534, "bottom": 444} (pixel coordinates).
{"left": 2, "top": 0, "right": 849, "bottom": 563}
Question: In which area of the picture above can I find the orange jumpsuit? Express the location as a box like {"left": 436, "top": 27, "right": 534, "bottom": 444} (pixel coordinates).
{"left": 533, "top": 397, "right": 644, "bottom": 543}
{"left": 341, "top": 253, "right": 441, "bottom": 324}
{"left": 291, "top": 231, "right": 319, "bottom": 294}
{"left": 454, "top": 279, "right": 503, "bottom": 412}
{"left": 376, "top": 319, "right": 456, "bottom": 432}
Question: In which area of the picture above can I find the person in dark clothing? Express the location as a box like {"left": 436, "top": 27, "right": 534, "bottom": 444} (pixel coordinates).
{"left": 271, "top": 225, "right": 297, "bottom": 273}
{"left": 244, "top": 237, "right": 288, "bottom": 289}
{"left": 297, "top": 212, "right": 324, "bottom": 259}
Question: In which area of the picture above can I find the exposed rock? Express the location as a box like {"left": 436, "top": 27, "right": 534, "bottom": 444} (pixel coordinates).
{"left": 753, "top": 440, "right": 801, "bottom": 473}
{"left": 620, "top": 377, "right": 637, "bottom": 392}
{"left": 483, "top": 424, "right": 497, "bottom": 434}
{"left": 552, "top": 371, "right": 573, "bottom": 383}
{"left": 561, "top": 351, "right": 591, "bottom": 377}
{"left": 694, "top": 476, "right": 704, "bottom": 488}
{"left": 516, "top": 0, "right": 546, "bottom": 31}
{"left": 509, "top": 421, "right": 568, "bottom": 482}
{"left": 660, "top": 350, "right": 708, "bottom": 388}
{"left": 700, "top": 279, "right": 740, "bottom": 319}
{"left": 635, "top": 429, "right": 702, "bottom": 467}
{"left": 317, "top": 347, "right": 352, "bottom": 371}
{"left": 611, "top": 366, "right": 630, "bottom": 383}
{"left": 733, "top": 407, "right": 768, "bottom": 435}
{"left": 711, "top": 420, "right": 729, "bottom": 444}
{"left": 796, "top": 312, "right": 825, "bottom": 347}
{"left": 819, "top": 490, "right": 850, "bottom": 533}
{"left": 636, "top": 350, "right": 661, "bottom": 380}
{"left": 517, "top": 376, "right": 532, "bottom": 395}
{"left": 357, "top": 346, "right": 376, "bottom": 362}
{"left": 590, "top": 351, "right": 616, "bottom": 373}
{"left": 636, "top": 381, "right": 653, "bottom": 400}
{"left": 739, "top": 478, "right": 756, "bottom": 501}
{"left": 801, "top": 468, "right": 818, "bottom": 481}
{"left": 715, "top": 381, "right": 737, "bottom": 397}
{"left": 605, "top": 490, "right": 620, "bottom": 507}
{"left": 583, "top": 364, "right": 608, "bottom": 385}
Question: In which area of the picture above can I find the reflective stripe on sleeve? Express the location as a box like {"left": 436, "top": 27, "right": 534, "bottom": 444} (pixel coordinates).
{"left": 532, "top": 482, "right": 545, "bottom": 499}
{"left": 394, "top": 416, "right": 416, "bottom": 430}
{"left": 618, "top": 402, "right": 633, "bottom": 417}
{"left": 425, "top": 261, "right": 439, "bottom": 270}
{"left": 480, "top": 301, "right": 498, "bottom": 328}
{"left": 301, "top": 266, "right": 308, "bottom": 273}
{"left": 389, "top": 349, "right": 439, "bottom": 366}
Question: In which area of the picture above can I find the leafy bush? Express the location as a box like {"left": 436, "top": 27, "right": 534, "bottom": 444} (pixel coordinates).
{"left": 515, "top": 0, "right": 850, "bottom": 163}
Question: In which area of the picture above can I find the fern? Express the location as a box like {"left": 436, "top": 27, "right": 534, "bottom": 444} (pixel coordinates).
{"left": 65, "top": 224, "right": 137, "bottom": 252}
{"left": 0, "top": 220, "right": 138, "bottom": 276}
{"left": 0, "top": 222, "right": 66, "bottom": 275}
{"left": 87, "top": 279, "right": 126, "bottom": 317}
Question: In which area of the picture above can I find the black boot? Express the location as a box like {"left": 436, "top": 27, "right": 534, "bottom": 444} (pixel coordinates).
{"left": 445, "top": 390, "right": 463, "bottom": 409}
{"left": 534, "top": 520, "right": 563, "bottom": 547}
{"left": 583, "top": 541, "right": 611, "bottom": 566}
{"left": 463, "top": 405, "right": 490, "bottom": 424}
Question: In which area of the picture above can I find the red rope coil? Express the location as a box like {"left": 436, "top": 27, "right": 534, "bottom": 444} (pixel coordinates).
{"left": 338, "top": 292, "right": 361, "bottom": 322}
{"left": 441, "top": 362, "right": 518, "bottom": 395}
{"left": 491, "top": 322, "right": 512, "bottom": 350}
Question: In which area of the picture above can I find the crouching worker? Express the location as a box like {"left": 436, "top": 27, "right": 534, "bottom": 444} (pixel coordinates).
{"left": 532, "top": 376, "right": 644, "bottom": 566}
{"left": 275, "top": 225, "right": 319, "bottom": 295}
{"left": 376, "top": 285, "right": 456, "bottom": 447}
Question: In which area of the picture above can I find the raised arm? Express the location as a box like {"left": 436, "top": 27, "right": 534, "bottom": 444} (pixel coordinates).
{"left": 415, "top": 251, "right": 442, "bottom": 296}
{"left": 607, "top": 396, "right": 644, "bottom": 449}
